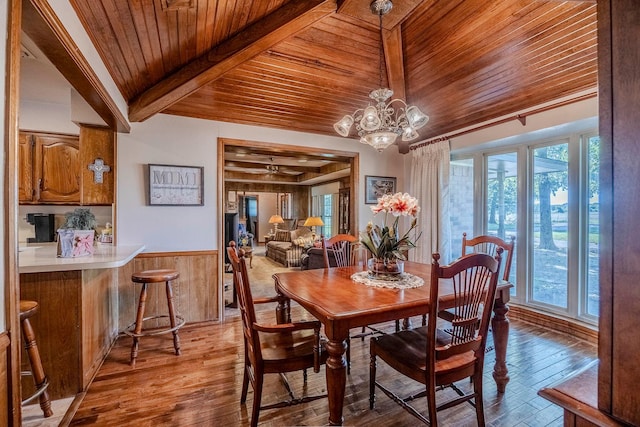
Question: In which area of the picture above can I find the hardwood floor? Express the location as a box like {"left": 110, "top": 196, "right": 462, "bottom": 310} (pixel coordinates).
{"left": 67, "top": 302, "right": 596, "bottom": 427}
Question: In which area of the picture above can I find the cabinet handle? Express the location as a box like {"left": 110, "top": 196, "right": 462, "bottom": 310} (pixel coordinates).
{"left": 36, "top": 178, "right": 42, "bottom": 201}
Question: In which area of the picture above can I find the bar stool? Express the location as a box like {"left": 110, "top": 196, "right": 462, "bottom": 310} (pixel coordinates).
{"left": 125, "top": 269, "right": 186, "bottom": 366}
{"left": 20, "top": 300, "right": 53, "bottom": 418}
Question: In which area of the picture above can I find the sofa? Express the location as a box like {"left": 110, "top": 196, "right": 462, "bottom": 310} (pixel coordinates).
{"left": 301, "top": 247, "right": 336, "bottom": 270}
{"left": 265, "top": 228, "right": 314, "bottom": 267}
{"left": 301, "top": 239, "right": 364, "bottom": 270}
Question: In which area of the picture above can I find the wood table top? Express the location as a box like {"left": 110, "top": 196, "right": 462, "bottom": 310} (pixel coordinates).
{"left": 273, "top": 262, "right": 432, "bottom": 322}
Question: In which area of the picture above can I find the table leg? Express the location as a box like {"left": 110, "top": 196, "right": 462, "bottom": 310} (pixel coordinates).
{"left": 325, "top": 337, "right": 348, "bottom": 426}
{"left": 491, "top": 299, "right": 510, "bottom": 393}
{"left": 274, "top": 295, "right": 290, "bottom": 324}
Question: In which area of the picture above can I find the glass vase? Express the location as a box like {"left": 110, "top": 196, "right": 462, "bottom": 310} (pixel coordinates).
{"left": 367, "top": 257, "right": 404, "bottom": 281}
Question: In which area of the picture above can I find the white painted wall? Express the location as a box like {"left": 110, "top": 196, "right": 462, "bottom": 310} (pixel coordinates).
{"left": 117, "top": 113, "right": 401, "bottom": 252}
{"left": 116, "top": 115, "right": 218, "bottom": 251}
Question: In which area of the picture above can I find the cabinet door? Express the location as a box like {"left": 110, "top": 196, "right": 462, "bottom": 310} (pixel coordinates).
{"left": 80, "top": 125, "right": 114, "bottom": 205}
{"left": 34, "top": 134, "right": 80, "bottom": 204}
{"left": 18, "top": 132, "right": 34, "bottom": 203}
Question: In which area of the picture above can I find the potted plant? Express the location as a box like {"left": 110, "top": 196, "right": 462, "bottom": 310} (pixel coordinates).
{"left": 57, "top": 208, "right": 97, "bottom": 257}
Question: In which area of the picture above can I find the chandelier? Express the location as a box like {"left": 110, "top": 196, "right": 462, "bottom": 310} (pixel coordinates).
{"left": 333, "top": 0, "right": 429, "bottom": 152}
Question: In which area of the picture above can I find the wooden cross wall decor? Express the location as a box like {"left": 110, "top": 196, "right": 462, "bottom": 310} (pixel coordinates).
{"left": 88, "top": 158, "right": 111, "bottom": 184}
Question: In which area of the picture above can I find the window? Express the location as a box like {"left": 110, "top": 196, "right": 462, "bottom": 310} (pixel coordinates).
{"left": 486, "top": 152, "right": 518, "bottom": 287}
{"left": 584, "top": 135, "right": 600, "bottom": 317}
{"left": 311, "top": 192, "right": 338, "bottom": 238}
{"left": 449, "top": 159, "right": 474, "bottom": 260}
{"left": 322, "top": 194, "right": 333, "bottom": 237}
{"left": 531, "top": 142, "right": 569, "bottom": 308}
{"left": 449, "top": 131, "right": 599, "bottom": 325}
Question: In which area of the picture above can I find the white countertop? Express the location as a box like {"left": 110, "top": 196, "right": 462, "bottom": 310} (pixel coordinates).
{"left": 19, "top": 243, "right": 146, "bottom": 273}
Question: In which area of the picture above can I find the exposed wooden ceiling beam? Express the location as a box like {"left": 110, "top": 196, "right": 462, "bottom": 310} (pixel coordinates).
{"left": 223, "top": 139, "right": 355, "bottom": 163}
{"left": 224, "top": 171, "right": 301, "bottom": 183}
{"left": 383, "top": 25, "right": 411, "bottom": 154}
{"left": 128, "top": 0, "right": 336, "bottom": 122}
{"left": 298, "top": 162, "right": 350, "bottom": 181}
{"left": 225, "top": 160, "right": 323, "bottom": 174}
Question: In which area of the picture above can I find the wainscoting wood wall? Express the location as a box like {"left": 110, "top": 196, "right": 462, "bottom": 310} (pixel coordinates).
{"left": 117, "top": 251, "right": 219, "bottom": 332}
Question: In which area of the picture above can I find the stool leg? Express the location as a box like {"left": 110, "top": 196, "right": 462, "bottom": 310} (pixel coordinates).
{"left": 165, "top": 281, "right": 181, "bottom": 356}
{"left": 22, "top": 318, "right": 53, "bottom": 418}
{"left": 130, "top": 283, "right": 148, "bottom": 366}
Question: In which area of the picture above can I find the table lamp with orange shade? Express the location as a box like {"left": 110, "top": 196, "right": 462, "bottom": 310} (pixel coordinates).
{"left": 303, "top": 216, "right": 324, "bottom": 241}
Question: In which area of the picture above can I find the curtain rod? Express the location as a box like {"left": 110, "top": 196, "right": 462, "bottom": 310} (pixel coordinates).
{"left": 409, "top": 92, "right": 597, "bottom": 151}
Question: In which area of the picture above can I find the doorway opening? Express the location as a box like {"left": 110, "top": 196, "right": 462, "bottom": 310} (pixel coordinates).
{"left": 217, "top": 137, "right": 359, "bottom": 322}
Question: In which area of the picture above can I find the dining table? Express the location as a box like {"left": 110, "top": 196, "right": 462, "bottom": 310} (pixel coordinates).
{"left": 272, "top": 260, "right": 513, "bottom": 426}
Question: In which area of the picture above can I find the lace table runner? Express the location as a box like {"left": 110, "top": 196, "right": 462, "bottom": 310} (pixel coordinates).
{"left": 350, "top": 271, "right": 425, "bottom": 289}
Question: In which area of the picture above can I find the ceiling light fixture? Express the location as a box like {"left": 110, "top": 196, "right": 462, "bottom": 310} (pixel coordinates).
{"left": 333, "top": 0, "right": 429, "bottom": 152}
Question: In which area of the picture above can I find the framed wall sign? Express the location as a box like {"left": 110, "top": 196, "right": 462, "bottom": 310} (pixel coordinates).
{"left": 148, "top": 164, "right": 204, "bottom": 206}
{"left": 365, "top": 175, "right": 396, "bottom": 204}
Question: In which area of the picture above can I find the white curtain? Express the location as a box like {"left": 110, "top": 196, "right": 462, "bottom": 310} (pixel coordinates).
{"left": 409, "top": 140, "right": 451, "bottom": 264}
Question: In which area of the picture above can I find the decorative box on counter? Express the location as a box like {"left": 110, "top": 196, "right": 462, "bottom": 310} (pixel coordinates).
{"left": 57, "top": 229, "right": 95, "bottom": 257}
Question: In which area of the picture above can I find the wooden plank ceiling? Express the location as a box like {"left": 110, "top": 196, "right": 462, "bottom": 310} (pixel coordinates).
{"left": 69, "top": 0, "right": 597, "bottom": 157}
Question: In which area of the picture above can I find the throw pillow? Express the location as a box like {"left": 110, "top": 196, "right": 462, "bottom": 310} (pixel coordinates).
{"left": 291, "top": 227, "right": 312, "bottom": 241}
{"left": 293, "top": 236, "right": 315, "bottom": 248}
{"left": 275, "top": 230, "right": 291, "bottom": 242}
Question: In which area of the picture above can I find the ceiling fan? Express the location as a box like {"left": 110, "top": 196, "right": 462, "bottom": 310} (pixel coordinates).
{"left": 266, "top": 157, "right": 279, "bottom": 174}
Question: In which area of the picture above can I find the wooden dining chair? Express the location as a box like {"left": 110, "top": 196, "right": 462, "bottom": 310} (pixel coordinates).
{"left": 320, "top": 234, "right": 361, "bottom": 372}
{"left": 461, "top": 232, "right": 515, "bottom": 282}
{"left": 370, "top": 250, "right": 502, "bottom": 426}
{"left": 321, "top": 234, "right": 359, "bottom": 268}
{"left": 227, "top": 242, "right": 327, "bottom": 427}
{"left": 321, "top": 234, "right": 388, "bottom": 373}
{"left": 438, "top": 232, "right": 515, "bottom": 336}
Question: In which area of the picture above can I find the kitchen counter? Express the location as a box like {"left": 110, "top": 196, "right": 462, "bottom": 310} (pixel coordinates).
{"left": 19, "top": 241, "right": 146, "bottom": 400}
{"left": 18, "top": 242, "right": 145, "bottom": 273}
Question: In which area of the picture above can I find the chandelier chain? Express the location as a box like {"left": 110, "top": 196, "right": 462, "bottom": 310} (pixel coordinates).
{"left": 378, "top": 11, "right": 384, "bottom": 90}
{"left": 332, "top": 0, "right": 429, "bottom": 152}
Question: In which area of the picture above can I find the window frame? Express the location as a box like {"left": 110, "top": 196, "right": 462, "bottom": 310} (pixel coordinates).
{"left": 450, "top": 129, "right": 599, "bottom": 325}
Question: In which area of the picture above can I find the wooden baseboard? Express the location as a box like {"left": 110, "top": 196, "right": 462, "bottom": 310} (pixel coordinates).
{"left": 508, "top": 304, "right": 598, "bottom": 344}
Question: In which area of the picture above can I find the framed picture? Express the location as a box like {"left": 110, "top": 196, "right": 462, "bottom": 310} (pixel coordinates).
{"left": 148, "top": 164, "right": 204, "bottom": 206}
{"left": 365, "top": 175, "right": 396, "bottom": 204}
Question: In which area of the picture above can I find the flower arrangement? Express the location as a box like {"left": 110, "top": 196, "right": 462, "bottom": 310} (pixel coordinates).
{"left": 360, "top": 192, "right": 421, "bottom": 267}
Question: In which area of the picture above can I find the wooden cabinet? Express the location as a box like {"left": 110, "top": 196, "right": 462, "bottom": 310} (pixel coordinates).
{"left": 18, "top": 132, "right": 34, "bottom": 202}
{"left": 19, "top": 126, "right": 114, "bottom": 205}
{"left": 35, "top": 134, "right": 81, "bottom": 203}
{"left": 79, "top": 125, "right": 115, "bottom": 205}
{"left": 19, "top": 132, "right": 80, "bottom": 204}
